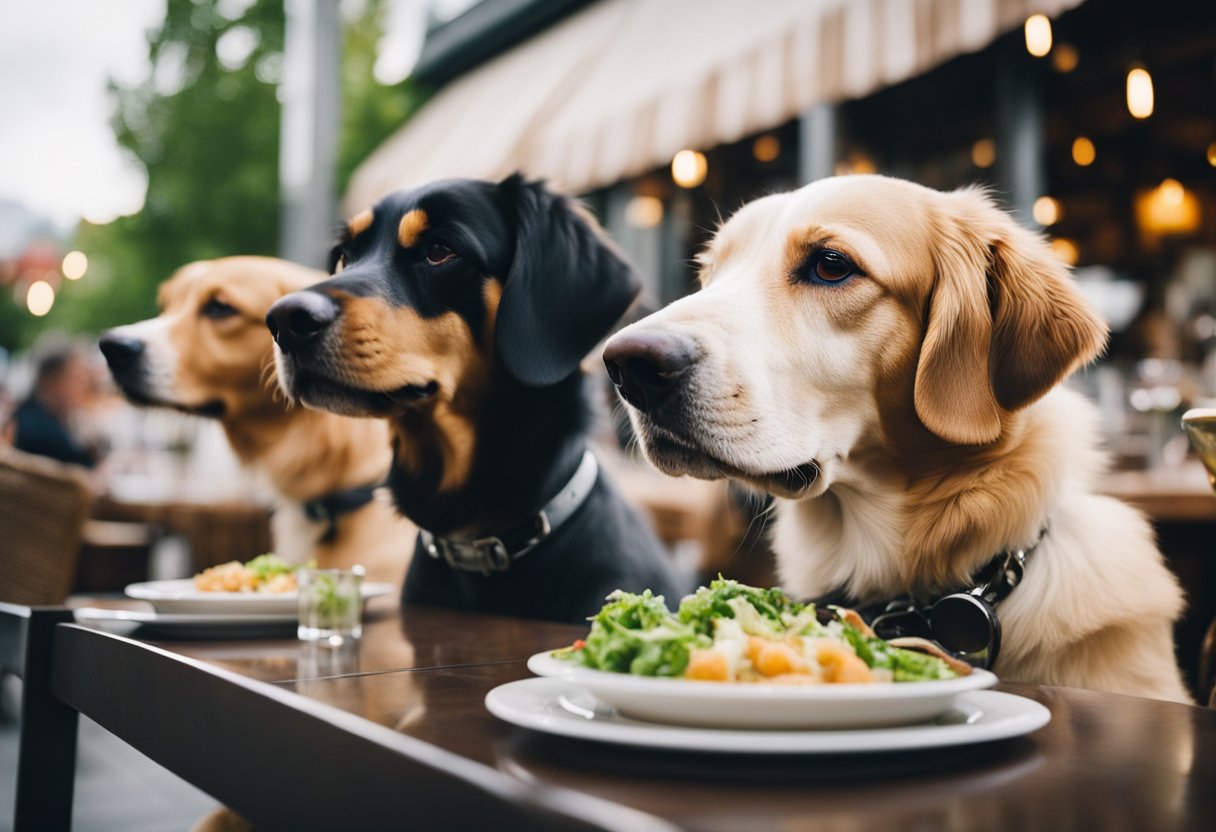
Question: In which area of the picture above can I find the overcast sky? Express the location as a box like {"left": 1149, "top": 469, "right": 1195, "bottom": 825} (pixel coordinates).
{"left": 0, "top": 0, "right": 165, "bottom": 229}
{"left": 0, "top": 0, "right": 467, "bottom": 234}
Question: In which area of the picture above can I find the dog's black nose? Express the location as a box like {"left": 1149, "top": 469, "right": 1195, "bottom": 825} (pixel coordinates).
{"left": 603, "top": 330, "right": 699, "bottom": 413}
{"left": 98, "top": 332, "right": 144, "bottom": 369}
{"left": 266, "top": 291, "right": 339, "bottom": 353}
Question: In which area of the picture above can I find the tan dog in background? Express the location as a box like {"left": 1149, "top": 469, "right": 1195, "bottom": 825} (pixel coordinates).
{"left": 605, "top": 175, "right": 1190, "bottom": 702}
{"left": 100, "top": 256, "right": 412, "bottom": 586}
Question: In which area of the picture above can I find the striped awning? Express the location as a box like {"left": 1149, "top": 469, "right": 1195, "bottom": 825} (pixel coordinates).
{"left": 345, "top": 0, "right": 1085, "bottom": 211}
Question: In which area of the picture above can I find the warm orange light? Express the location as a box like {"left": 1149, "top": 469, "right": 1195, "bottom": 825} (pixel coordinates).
{"left": 1206, "top": 142, "right": 1216, "bottom": 168}
{"left": 1024, "top": 15, "right": 1052, "bottom": 58}
{"left": 1033, "top": 196, "right": 1061, "bottom": 226}
{"left": 1135, "top": 179, "right": 1201, "bottom": 236}
{"left": 971, "top": 139, "right": 996, "bottom": 169}
{"left": 1160, "top": 179, "right": 1184, "bottom": 206}
{"left": 1071, "top": 137, "right": 1096, "bottom": 167}
{"left": 1127, "top": 68, "right": 1154, "bottom": 119}
{"left": 671, "top": 150, "right": 707, "bottom": 188}
{"left": 27, "top": 280, "right": 55, "bottom": 316}
{"left": 1052, "top": 44, "right": 1079, "bottom": 73}
{"left": 752, "top": 134, "right": 781, "bottom": 163}
{"left": 624, "top": 196, "right": 664, "bottom": 229}
{"left": 62, "top": 250, "right": 88, "bottom": 280}
{"left": 835, "top": 151, "right": 877, "bottom": 176}
{"left": 1050, "top": 238, "right": 1079, "bottom": 266}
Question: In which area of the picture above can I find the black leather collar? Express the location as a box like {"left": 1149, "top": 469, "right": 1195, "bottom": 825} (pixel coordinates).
{"left": 302, "top": 482, "right": 382, "bottom": 544}
{"left": 816, "top": 525, "right": 1048, "bottom": 668}
{"left": 420, "top": 450, "right": 599, "bottom": 575}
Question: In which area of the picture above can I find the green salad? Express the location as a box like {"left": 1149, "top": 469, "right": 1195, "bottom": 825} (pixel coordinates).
{"left": 555, "top": 578, "right": 966, "bottom": 684}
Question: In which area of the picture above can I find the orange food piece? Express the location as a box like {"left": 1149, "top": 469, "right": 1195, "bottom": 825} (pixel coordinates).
{"left": 815, "top": 641, "right": 873, "bottom": 683}
{"left": 686, "top": 649, "right": 731, "bottom": 681}
{"left": 754, "top": 642, "right": 809, "bottom": 677}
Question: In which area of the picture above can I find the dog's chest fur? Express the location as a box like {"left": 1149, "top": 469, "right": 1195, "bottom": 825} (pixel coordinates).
{"left": 768, "top": 387, "right": 1190, "bottom": 701}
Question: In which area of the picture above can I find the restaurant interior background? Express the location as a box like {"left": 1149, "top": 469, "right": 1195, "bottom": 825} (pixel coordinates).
{"left": 1, "top": 0, "right": 1215, "bottom": 687}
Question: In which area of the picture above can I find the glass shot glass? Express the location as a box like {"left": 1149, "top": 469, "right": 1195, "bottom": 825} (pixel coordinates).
{"left": 297, "top": 566, "right": 364, "bottom": 644}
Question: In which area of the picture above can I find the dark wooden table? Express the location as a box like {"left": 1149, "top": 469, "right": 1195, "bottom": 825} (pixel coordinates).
{"left": 37, "top": 606, "right": 1216, "bottom": 831}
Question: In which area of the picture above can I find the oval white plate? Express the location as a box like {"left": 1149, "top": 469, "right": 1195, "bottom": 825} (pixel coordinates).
{"left": 527, "top": 651, "right": 997, "bottom": 729}
{"left": 125, "top": 578, "right": 395, "bottom": 615}
{"left": 487, "top": 678, "right": 1049, "bottom": 753}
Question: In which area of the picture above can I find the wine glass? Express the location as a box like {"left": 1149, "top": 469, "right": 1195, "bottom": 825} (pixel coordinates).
{"left": 1182, "top": 408, "right": 1216, "bottom": 491}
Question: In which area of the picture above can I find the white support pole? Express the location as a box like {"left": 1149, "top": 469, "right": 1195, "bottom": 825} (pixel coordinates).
{"left": 279, "top": 0, "right": 342, "bottom": 268}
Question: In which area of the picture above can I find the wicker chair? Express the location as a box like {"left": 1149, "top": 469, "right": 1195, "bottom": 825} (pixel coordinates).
{"left": 0, "top": 447, "right": 93, "bottom": 605}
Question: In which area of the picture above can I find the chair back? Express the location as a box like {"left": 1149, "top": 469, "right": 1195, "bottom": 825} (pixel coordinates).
{"left": 0, "top": 448, "right": 93, "bottom": 605}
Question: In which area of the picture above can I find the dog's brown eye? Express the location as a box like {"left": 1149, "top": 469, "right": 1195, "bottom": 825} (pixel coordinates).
{"left": 201, "top": 298, "right": 238, "bottom": 319}
{"left": 810, "top": 250, "right": 857, "bottom": 284}
{"left": 425, "top": 243, "right": 458, "bottom": 266}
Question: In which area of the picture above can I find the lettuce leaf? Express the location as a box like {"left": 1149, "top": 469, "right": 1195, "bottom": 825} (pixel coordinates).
{"left": 556, "top": 590, "right": 708, "bottom": 677}
{"left": 677, "top": 577, "right": 806, "bottom": 636}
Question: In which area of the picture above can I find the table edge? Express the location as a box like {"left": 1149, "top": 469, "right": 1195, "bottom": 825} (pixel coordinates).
{"left": 48, "top": 623, "right": 675, "bottom": 832}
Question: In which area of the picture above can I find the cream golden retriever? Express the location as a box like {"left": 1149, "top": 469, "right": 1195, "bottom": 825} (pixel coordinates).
{"left": 99, "top": 257, "right": 413, "bottom": 586}
{"left": 604, "top": 175, "right": 1189, "bottom": 702}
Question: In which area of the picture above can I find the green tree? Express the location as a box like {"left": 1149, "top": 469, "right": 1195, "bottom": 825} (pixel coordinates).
{"left": 53, "top": 0, "right": 287, "bottom": 341}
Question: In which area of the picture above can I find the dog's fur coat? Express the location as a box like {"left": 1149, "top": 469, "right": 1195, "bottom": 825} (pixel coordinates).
{"left": 607, "top": 175, "right": 1189, "bottom": 702}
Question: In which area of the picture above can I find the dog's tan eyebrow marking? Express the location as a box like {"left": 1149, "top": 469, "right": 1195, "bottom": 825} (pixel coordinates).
{"left": 347, "top": 208, "right": 374, "bottom": 238}
{"left": 398, "top": 209, "right": 429, "bottom": 248}
{"left": 482, "top": 278, "right": 502, "bottom": 351}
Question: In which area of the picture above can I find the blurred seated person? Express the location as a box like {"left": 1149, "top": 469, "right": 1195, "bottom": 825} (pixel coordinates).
{"left": 12, "top": 347, "right": 98, "bottom": 469}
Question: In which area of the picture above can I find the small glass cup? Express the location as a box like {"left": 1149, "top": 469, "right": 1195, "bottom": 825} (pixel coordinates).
{"left": 297, "top": 566, "right": 364, "bottom": 645}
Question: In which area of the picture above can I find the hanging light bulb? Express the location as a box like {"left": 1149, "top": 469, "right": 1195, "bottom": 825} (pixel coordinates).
{"left": 1071, "top": 137, "right": 1096, "bottom": 167}
{"left": 671, "top": 150, "right": 708, "bottom": 188}
{"left": 1052, "top": 43, "right": 1079, "bottom": 73}
{"left": 1050, "top": 238, "right": 1079, "bottom": 266}
{"left": 1127, "top": 68, "right": 1154, "bottom": 119}
{"left": 1032, "top": 196, "right": 1061, "bottom": 226}
{"left": 752, "top": 135, "right": 781, "bottom": 163}
{"left": 971, "top": 139, "right": 996, "bottom": 169}
{"left": 27, "top": 280, "right": 55, "bottom": 316}
{"left": 1024, "top": 15, "right": 1052, "bottom": 58}
{"left": 624, "top": 196, "right": 664, "bottom": 229}
{"left": 62, "top": 251, "right": 88, "bottom": 280}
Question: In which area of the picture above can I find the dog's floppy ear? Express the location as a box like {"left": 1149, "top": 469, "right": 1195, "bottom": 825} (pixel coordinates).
{"left": 495, "top": 174, "right": 641, "bottom": 386}
{"left": 914, "top": 189, "right": 1108, "bottom": 445}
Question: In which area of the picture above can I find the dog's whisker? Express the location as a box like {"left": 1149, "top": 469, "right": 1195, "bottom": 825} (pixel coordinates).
{"left": 260, "top": 363, "right": 287, "bottom": 403}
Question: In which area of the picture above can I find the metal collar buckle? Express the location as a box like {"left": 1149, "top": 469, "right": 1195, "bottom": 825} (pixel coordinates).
{"left": 424, "top": 512, "right": 552, "bottom": 575}
{"left": 868, "top": 527, "right": 1045, "bottom": 670}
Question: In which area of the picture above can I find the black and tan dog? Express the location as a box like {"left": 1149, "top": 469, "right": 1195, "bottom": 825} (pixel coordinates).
{"left": 267, "top": 175, "right": 690, "bottom": 622}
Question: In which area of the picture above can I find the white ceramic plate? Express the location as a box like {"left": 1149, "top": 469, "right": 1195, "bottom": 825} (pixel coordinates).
{"left": 527, "top": 651, "right": 997, "bottom": 729}
{"left": 73, "top": 607, "right": 298, "bottom": 639}
{"left": 486, "top": 678, "right": 1049, "bottom": 754}
{"left": 124, "top": 578, "right": 395, "bottom": 615}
